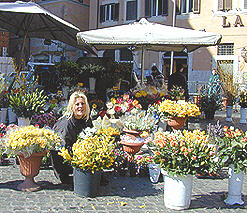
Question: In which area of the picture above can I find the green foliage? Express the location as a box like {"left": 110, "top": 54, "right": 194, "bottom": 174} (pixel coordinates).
{"left": 8, "top": 88, "right": 47, "bottom": 119}
{"left": 214, "top": 126, "right": 247, "bottom": 174}
{"left": 80, "top": 63, "right": 105, "bottom": 78}
{"left": 55, "top": 60, "right": 81, "bottom": 86}
{"left": 198, "top": 94, "right": 221, "bottom": 113}
{"left": 239, "top": 90, "right": 247, "bottom": 108}
{"left": 121, "top": 111, "right": 158, "bottom": 132}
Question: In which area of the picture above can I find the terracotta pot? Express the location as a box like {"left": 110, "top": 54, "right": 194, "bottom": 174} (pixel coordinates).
{"left": 17, "top": 151, "right": 47, "bottom": 192}
{"left": 167, "top": 117, "right": 187, "bottom": 130}
{"left": 119, "top": 140, "right": 144, "bottom": 155}
{"left": 122, "top": 128, "right": 141, "bottom": 140}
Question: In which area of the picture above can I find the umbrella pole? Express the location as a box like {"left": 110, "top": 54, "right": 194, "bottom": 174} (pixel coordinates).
{"left": 141, "top": 47, "right": 145, "bottom": 85}
{"left": 18, "top": 32, "right": 28, "bottom": 72}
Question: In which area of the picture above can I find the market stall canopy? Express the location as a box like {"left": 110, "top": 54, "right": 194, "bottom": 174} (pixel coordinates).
{"left": 77, "top": 18, "right": 222, "bottom": 53}
{"left": 0, "top": 1, "right": 93, "bottom": 53}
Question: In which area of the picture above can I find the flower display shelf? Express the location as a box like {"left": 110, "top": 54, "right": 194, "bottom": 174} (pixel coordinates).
{"left": 167, "top": 117, "right": 187, "bottom": 130}
{"left": 17, "top": 151, "right": 47, "bottom": 192}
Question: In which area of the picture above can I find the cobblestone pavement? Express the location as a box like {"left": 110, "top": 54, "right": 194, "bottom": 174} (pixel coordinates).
{"left": 0, "top": 110, "right": 247, "bottom": 213}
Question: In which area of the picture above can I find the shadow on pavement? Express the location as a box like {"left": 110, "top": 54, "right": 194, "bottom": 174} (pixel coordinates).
{"left": 98, "top": 175, "right": 162, "bottom": 198}
{"left": 0, "top": 180, "right": 73, "bottom": 191}
{"left": 191, "top": 191, "right": 247, "bottom": 210}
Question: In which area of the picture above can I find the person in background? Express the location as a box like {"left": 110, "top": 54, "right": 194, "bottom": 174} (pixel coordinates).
{"left": 151, "top": 65, "right": 164, "bottom": 88}
{"left": 168, "top": 64, "right": 189, "bottom": 100}
{"left": 50, "top": 91, "right": 93, "bottom": 184}
{"left": 207, "top": 69, "right": 222, "bottom": 103}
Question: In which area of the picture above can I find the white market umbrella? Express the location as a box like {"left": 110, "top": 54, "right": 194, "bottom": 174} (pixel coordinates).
{"left": 77, "top": 18, "right": 222, "bottom": 83}
{"left": 0, "top": 1, "right": 93, "bottom": 60}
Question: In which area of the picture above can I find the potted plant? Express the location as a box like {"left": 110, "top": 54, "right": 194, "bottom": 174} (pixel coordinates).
{"left": 210, "top": 125, "right": 247, "bottom": 206}
{"left": 4, "top": 125, "right": 62, "bottom": 191}
{"left": 120, "top": 111, "right": 158, "bottom": 155}
{"left": 217, "top": 64, "right": 238, "bottom": 121}
{"left": 81, "top": 64, "right": 105, "bottom": 94}
{"left": 153, "top": 129, "right": 217, "bottom": 210}
{"left": 59, "top": 126, "right": 120, "bottom": 197}
{"left": 55, "top": 60, "right": 81, "bottom": 87}
{"left": 157, "top": 99, "right": 201, "bottom": 130}
{"left": 238, "top": 90, "right": 247, "bottom": 124}
{"left": 198, "top": 94, "right": 221, "bottom": 120}
{"left": 0, "top": 89, "right": 9, "bottom": 124}
{"left": 8, "top": 88, "right": 47, "bottom": 126}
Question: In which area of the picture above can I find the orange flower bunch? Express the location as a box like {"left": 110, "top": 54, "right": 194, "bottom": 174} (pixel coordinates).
{"left": 153, "top": 129, "right": 216, "bottom": 176}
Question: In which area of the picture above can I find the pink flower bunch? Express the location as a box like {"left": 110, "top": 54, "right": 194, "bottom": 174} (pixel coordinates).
{"left": 31, "top": 112, "right": 57, "bottom": 128}
{"left": 106, "top": 94, "right": 142, "bottom": 118}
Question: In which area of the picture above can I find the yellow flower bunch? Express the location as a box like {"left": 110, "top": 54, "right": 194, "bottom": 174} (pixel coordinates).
{"left": 6, "top": 125, "right": 63, "bottom": 156}
{"left": 59, "top": 127, "right": 120, "bottom": 172}
{"left": 158, "top": 99, "right": 201, "bottom": 118}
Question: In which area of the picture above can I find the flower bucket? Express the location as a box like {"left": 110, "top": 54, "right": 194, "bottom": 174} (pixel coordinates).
{"left": 0, "top": 108, "right": 8, "bottom": 124}
{"left": 18, "top": 117, "right": 30, "bottom": 126}
{"left": 162, "top": 169, "right": 193, "bottom": 210}
{"left": 73, "top": 168, "right": 101, "bottom": 198}
{"left": 17, "top": 151, "right": 47, "bottom": 192}
{"left": 89, "top": 77, "right": 96, "bottom": 94}
{"left": 8, "top": 107, "right": 17, "bottom": 124}
{"left": 225, "top": 106, "right": 233, "bottom": 122}
{"left": 148, "top": 164, "right": 160, "bottom": 183}
{"left": 240, "top": 107, "right": 247, "bottom": 124}
{"left": 167, "top": 117, "right": 187, "bottom": 130}
{"left": 224, "top": 165, "right": 245, "bottom": 206}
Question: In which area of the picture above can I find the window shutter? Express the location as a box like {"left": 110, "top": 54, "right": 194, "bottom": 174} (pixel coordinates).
{"left": 193, "top": 0, "right": 200, "bottom": 13}
{"left": 176, "top": 0, "right": 181, "bottom": 15}
{"left": 244, "top": 0, "right": 247, "bottom": 9}
{"left": 225, "top": 0, "right": 232, "bottom": 10}
{"left": 114, "top": 3, "right": 119, "bottom": 21}
{"left": 162, "top": 0, "right": 168, "bottom": 16}
{"left": 218, "top": 0, "right": 224, "bottom": 11}
{"left": 145, "top": 0, "right": 151, "bottom": 17}
{"left": 126, "top": 1, "right": 137, "bottom": 20}
{"left": 100, "top": 5, "right": 104, "bottom": 23}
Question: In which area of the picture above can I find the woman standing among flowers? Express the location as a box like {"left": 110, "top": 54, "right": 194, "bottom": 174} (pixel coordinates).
{"left": 51, "top": 91, "right": 93, "bottom": 184}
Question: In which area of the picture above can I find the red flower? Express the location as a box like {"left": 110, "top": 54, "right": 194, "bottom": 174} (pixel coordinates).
{"left": 99, "top": 110, "right": 107, "bottom": 118}
{"left": 116, "top": 98, "right": 123, "bottom": 104}
{"left": 114, "top": 106, "right": 121, "bottom": 112}
{"left": 128, "top": 104, "right": 134, "bottom": 111}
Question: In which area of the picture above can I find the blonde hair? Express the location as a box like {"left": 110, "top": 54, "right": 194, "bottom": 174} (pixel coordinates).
{"left": 61, "top": 91, "right": 90, "bottom": 120}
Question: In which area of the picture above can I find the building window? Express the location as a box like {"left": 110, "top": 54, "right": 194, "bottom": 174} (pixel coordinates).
{"left": 179, "top": 0, "right": 200, "bottom": 14}
{"left": 100, "top": 3, "right": 119, "bottom": 23}
{"left": 126, "top": 1, "right": 137, "bottom": 20}
{"left": 120, "top": 48, "right": 133, "bottom": 62}
{"left": 103, "top": 50, "right": 115, "bottom": 61}
{"left": 218, "top": 0, "right": 232, "bottom": 11}
{"left": 145, "top": 0, "right": 168, "bottom": 17}
{"left": 217, "top": 43, "right": 234, "bottom": 55}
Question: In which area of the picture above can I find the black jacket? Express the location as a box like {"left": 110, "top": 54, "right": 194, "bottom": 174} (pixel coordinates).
{"left": 53, "top": 115, "right": 93, "bottom": 149}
